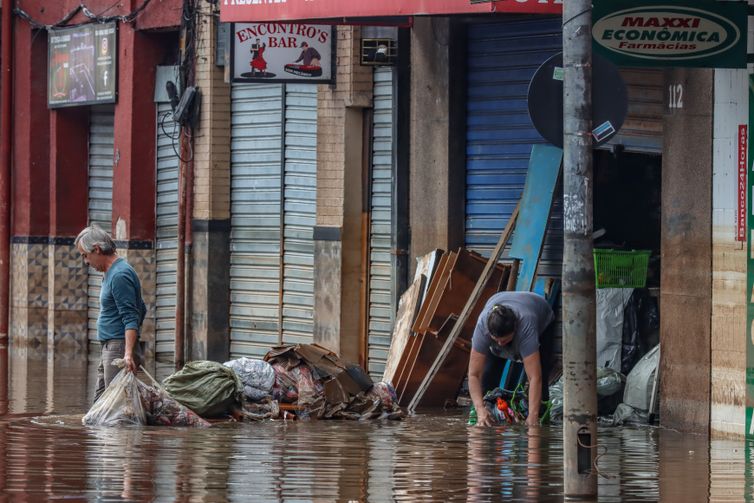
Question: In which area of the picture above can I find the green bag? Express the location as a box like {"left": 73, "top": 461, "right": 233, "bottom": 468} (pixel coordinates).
{"left": 163, "top": 361, "right": 243, "bottom": 417}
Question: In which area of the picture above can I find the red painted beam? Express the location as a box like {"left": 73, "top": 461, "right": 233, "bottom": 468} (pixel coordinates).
{"left": 49, "top": 108, "right": 89, "bottom": 237}
{"left": 1, "top": 0, "right": 15, "bottom": 413}
{"left": 111, "top": 27, "right": 173, "bottom": 241}
{"left": 12, "top": 20, "right": 49, "bottom": 237}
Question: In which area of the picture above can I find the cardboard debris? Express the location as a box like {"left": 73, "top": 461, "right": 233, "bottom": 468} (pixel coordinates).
{"left": 262, "top": 343, "right": 402, "bottom": 420}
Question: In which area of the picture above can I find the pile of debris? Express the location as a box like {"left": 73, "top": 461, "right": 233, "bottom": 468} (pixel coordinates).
{"left": 235, "top": 344, "right": 403, "bottom": 421}
{"left": 83, "top": 344, "right": 403, "bottom": 428}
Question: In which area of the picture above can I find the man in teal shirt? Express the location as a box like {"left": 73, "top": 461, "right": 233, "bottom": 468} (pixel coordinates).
{"left": 75, "top": 225, "right": 146, "bottom": 402}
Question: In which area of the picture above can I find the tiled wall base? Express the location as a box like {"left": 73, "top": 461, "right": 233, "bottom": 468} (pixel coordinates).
{"left": 10, "top": 243, "right": 48, "bottom": 354}
{"left": 121, "top": 248, "right": 157, "bottom": 374}
{"left": 48, "top": 243, "right": 88, "bottom": 356}
{"left": 12, "top": 242, "right": 158, "bottom": 382}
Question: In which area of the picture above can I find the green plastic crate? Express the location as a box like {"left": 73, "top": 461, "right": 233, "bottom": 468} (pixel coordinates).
{"left": 593, "top": 249, "right": 651, "bottom": 289}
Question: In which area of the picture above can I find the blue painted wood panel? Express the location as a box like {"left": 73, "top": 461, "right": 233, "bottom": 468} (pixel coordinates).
{"left": 509, "top": 145, "right": 562, "bottom": 291}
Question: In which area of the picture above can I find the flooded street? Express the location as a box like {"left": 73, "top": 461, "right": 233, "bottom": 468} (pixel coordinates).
{"left": 0, "top": 353, "right": 751, "bottom": 501}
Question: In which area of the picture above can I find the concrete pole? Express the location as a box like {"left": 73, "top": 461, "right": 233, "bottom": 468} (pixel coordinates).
{"left": 562, "top": 0, "right": 598, "bottom": 498}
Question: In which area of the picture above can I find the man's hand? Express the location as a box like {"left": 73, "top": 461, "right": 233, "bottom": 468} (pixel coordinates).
{"left": 123, "top": 353, "right": 137, "bottom": 373}
{"left": 476, "top": 407, "right": 496, "bottom": 427}
{"left": 124, "top": 329, "right": 139, "bottom": 373}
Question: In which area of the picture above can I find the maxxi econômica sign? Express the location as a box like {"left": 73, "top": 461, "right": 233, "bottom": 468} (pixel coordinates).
{"left": 592, "top": 0, "right": 747, "bottom": 68}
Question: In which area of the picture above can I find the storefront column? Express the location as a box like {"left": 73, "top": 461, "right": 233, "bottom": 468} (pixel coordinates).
{"left": 190, "top": 3, "right": 232, "bottom": 362}
{"left": 313, "top": 26, "right": 373, "bottom": 363}
{"left": 10, "top": 20, "right": 50, "bottom": 358}
{"left": 408, "top": 17, "right": 465, "bottom": 269}
{"left": 111, "top": 26, "right": 164, "bottom": 363}
{"left": 661, "top": 68, "right": 713, "bottom": 433}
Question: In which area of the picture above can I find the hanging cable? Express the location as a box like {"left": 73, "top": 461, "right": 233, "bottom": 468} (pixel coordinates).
{"left": 14, "top": 0, "right": 153, "bottom": 29}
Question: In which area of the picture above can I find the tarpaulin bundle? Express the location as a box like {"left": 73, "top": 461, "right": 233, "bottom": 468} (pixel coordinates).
{"left": 163, "top": 360, "right": 244, "bottom": 417}
{"left": 263, "top": 343, "right": 404, "bottom": 420}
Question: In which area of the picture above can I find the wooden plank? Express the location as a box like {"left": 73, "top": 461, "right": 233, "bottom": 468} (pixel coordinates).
{"left": 382, "top": 276, "right": 425, "bottom": 385}
{"left": 509, "top": 144, "right": 563, "bottom": 292}
{"left": 506, "top": 259, "right": 520, "bottom": 291}
{"left": 412, "top": 252, "right": 454, "bottom": 334}
{"left": 392, "top": 251, "right": 445, "bottom": 397}
{"left": 407, "top": 203, "right": 520, "bottom": 411}
{"left": 395, "top": 332, "right": 424, "bottom": 404}
{"left": 414, "top": 249, "right": 443, "bottom": 301}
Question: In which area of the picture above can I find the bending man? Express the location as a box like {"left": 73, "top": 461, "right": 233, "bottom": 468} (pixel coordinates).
{"left": 76, "top": 225, "right": 146, "bottom": 402}
{"left": 468, "top": 291, "right": 554, "bottom": 426}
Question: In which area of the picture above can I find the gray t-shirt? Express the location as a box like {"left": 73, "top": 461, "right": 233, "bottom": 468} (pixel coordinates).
{"left": 471, "top": 291, "right": 554, "bottom": 361}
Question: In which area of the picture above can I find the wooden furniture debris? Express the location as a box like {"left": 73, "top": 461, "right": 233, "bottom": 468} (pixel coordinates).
{"left": 403, "top": 205, "right": 519, "bottom": 410}
{"left": 405, "top": 144, "right": 564, "bottom": 411}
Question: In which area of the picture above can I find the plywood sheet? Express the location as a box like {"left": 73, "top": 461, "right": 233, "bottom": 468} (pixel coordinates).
{"left": 382, "top": 276, "right": 425, "bottom": 385}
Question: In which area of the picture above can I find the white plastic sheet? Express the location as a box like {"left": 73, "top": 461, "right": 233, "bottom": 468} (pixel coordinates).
{"left": 596, "top": 288, "right": 633, "bottom": 370}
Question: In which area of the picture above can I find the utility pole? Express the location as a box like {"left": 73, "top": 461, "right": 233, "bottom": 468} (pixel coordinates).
{"left": 562, "top": 0, "right": 598, "bottom": 498}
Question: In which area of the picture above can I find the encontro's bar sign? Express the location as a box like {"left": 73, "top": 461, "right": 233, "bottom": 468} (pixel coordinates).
{"left": 592, "top": 0, "right": 747, "bottom": 68}
{"left": 232, "top": 23, "right": 333, "bottom": 83}
{"left": 220, "top": 0, "right": 562, "bottom": 23}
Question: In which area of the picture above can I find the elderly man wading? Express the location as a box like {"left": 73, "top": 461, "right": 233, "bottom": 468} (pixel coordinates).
{"left": 76, "top": 225, "right": 147, "bottom": 402}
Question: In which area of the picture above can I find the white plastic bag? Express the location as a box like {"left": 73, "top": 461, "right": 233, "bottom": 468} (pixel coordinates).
{"left": 83, "top": 361, "right": 147, "bottom": 427}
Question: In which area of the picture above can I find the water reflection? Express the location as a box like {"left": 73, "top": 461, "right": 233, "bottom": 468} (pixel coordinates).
{"left": 1, "top": 350, "right": 753, "bottom": 501}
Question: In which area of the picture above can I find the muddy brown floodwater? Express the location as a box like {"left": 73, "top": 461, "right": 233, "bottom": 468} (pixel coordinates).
{"left": 0, "top": 353, "right": 752, "bottom": 501}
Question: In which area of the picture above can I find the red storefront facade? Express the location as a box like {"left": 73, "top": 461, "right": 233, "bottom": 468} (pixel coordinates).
{"left": 6, "top": 0, "right": 182, "bottom": 404}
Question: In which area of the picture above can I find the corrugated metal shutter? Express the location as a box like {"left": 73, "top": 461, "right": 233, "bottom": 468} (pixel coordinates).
{"left": 230, "top": 84, "right": 284, "bottom": 358}
{"left": 87, "top": 105, "right": 115, "bottom": 343}
{"left": 465, "top": 18, "right": 562, "bottom": 279}
{"left": 155, "top": 102, "right": 179, "bottom": 378}
{"left": 281, "top": 84, "right": 317, "bottom": 345}
{"left": 367, "top": 67, "right": 396, "bottom": 378}
{"left": 604, "top": 68, "right": 664, "bottom": 154}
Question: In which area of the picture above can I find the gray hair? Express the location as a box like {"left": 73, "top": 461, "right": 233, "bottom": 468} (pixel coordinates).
{"left": 75, "top": 225, "right": 117, "bottom": 255}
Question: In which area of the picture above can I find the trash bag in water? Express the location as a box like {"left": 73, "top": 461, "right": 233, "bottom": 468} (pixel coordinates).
{"left": 139, "top": 385, "right": 211, "bottom": 427}
{"left": 549, "top": 377, "right": 564, "bottom": 421}
{"left": 83, "top": 362, "right": 147, "bottom": 427}
{"left": 597, "top": 367, "right": 625, "bottom": 397}
{"left": 622, "top": 288, "right": 660, "bottom": 374}
{"left": 223, "top": 357, "right": 276, "bottom": 402}
{"left": 163, "top": 360, "right": 243, "bottom": 417}
{"left": 597, "top": 367, "right": 626, "bottom": 416}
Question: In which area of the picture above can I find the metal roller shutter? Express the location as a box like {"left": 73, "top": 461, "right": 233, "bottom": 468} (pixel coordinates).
{"left": 87, "top": 105, "right": 115, "bottom": 343}
{"left": 465, "top": 18, "right": 562, "bottom": 278}
{"left": 605, "top": 68, "right": 664, "bottom": 154}
{"left": 367, "top": 67, "right": 396, "bottom": 378}
{"left": 230, "top": 84, "right": 284, "bottom": 359}
{"left": 155, "top": 103, "right": 180, "bottom": 379}
{"left": 230, "top": 83, "right": 318, "bottom": 358}
{"left": 281, "top": 84, "right": 317, "bottom": 345}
